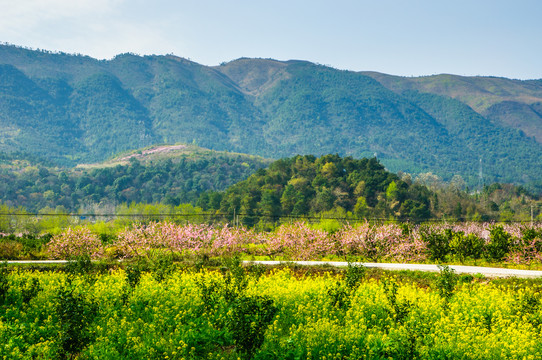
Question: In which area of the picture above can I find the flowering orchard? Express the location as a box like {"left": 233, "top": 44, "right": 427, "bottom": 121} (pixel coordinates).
{"left": 46, "top": 221, "right": 542, "bottom": 265}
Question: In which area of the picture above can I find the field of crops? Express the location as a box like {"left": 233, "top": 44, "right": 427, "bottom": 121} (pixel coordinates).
{"left": 1, "top": 260, "right": 542, "bottom": 359}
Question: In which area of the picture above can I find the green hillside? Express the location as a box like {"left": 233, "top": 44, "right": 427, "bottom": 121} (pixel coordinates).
{"left": 200, "top": 154, "right": 433, "bottom": 225}
{"left": 0, "top": 144, "right": 271, "bottom": 212}
{"left": 1, "top": 44, "right": 542, "bottom": 189}
{"left": 363, "top": 72, "right": 542, "bottom": 143}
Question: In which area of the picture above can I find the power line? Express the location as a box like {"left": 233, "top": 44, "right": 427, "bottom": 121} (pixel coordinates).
{"left": 0, "top": 212, "right": 539, "bottom": 224}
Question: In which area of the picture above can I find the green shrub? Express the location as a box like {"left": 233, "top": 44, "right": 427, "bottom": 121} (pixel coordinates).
{"left": 65, "top": 254, "right": 94, "bottom": 277}
{"left": 450, "top": 232, "right": 485, "bottom": 261}
{"left": 149, "top": 253, "right": 174, "bottom": 283}
{"left": 0, "top": 261, "right": 9, "bottom": 304}
{"left": 125, "top": 260, "right": 144, "bottom": 289}
{"left": 436, "top": 265, "right": 458, "bottom": 306}
{"left": 420, "top": 227, "right": 451, "bottom": 261}
{"left": 327, "top": 262, "right": 365, "bottom": 310}
{"left": 383, "top": 279, "right": 411, "bottom": 324}
{"left": 520, "top": 227, "right": 542, "bottom": 252}
{"left": 228, "top": 295, "right": 277, "bottom": 359}
{"left": 486, "top": 226, "right": 512, "bottom": 261}
{"left": 327, "top": 282, "right": 350, "bottom": 310}
{"left": 345, "top": 262, "right": 365, "bottom": 290}
{"left": 55, "top": 283, "right": 98, "bottom": 358}
{"left": 221, "top": 256, "right": 249, "bottom": 302}
{"left": 0, "top": 240, "right": 22, "bottom": 260}
{"left": 20, "top": 277, "right": 42, "bottom": 305}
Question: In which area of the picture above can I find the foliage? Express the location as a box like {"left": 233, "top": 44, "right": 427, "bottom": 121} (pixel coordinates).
{"left": 487, "top": 225, "right": 512, "bottom": 261}
{"left": 344, "top": 262, "right": 366, "bottom": 290}
{"left": 327, "top": 262, "right": 366, "bottom": 310}
{"left": 0, "top": 261, "right": 8, "bottom": 304}
{"left": 214, "top": 154, "right": 433, "bottom": 222}
{"left": 2, "top": 44, "right": 542, "bottom": 192}
{"left": 228, "top": 295, "right": 277, "bottom": 359}
{"left": 55, "top": 282, "right": 98, "bottom": 358}
{"left": 0, "top": 146, "right": 269, "bottom": 213}
{"left": 435, "top": 265, "right": 458, "bottom": 306}
{"left": 382, "top": 279, "right": 411, "bottom": 324}
{"left": 19, "top": 277, "right": 42, "bottom": 305}
{"left": 2, "top": 266, "right": 542, "bottom": 359}
{"left": 124, "top": 259, "right": 144, "bottom": 289}
{"left": 449, "top": 231, "right": 485, "bottom": 261}
{"left": 64, "top": 255, "right": 94, "bottom": 278}
{"left": 47, "top": 227, "right": 104, "bottom": 259}
{"left": 420, "top": 226, "right": 452, "bottom": 262}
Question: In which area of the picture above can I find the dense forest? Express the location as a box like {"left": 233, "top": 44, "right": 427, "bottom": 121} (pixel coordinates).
{"left": 0, "top": 146, "right": 270, "bottom": 213}
{"left": 197, "top": 154, "right": 541, "bottom": 225}
{"left": 199, "top": 155, "right": 432, "bottom": 225}
{"left": 1, "top": 152, "right": 540, "bottom": 233}
{"left": 2, "top": 44, "right": 542, "bottom": 189}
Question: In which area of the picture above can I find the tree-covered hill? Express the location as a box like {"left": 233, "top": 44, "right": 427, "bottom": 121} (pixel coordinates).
{"left": 0, "top": 144, "right": 271, "bottom": 212}
{"left": 2, "top": 44, "right": 542, "bottom": 189}
{"left": 199, "top": 154, "right": 433, "bottom": 225}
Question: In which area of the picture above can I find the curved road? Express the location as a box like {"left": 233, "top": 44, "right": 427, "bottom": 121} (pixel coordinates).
{"left": 5, "top": 260, "right": 542, "bottom": 278}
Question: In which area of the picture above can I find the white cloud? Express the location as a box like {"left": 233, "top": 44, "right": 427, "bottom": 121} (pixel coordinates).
{"left": 0, "top": 0, "right": 122, "bottom": 28}
{"left": 0, "top": 0, "right": 130, "bottom": 57}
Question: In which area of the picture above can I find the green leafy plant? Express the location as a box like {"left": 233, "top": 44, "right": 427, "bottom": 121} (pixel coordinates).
{"left": 327, "top": 262, "right": 365, "bottom": 310}
{"left": 149, "top": 252, "right": 174, "bottom": 283}
{"left": 436, "top": 265, "right": 458, "bottom": 307}
{"left": 221, "top": 256, "right": 249, "bottom": 302}
{"left": 486, "top": 226, "right": 512, "bottom": 261}
{"left": 125, "top": 259, "right": 145, "bottom": 289}
{"left": 327, "top": 282, "right": 350, "bottom": 310}
{"left": 421, "top": 227, "right": 451, "bottom": 262}
{"left": 345, "top": 262, "right": 366, "bottom": 290}
{"left": 20, "top": 277, "right": 41, "bottom": 305}
{"left": 65, "top": 254, "right": 94, "bottom": 277}
{"left": 195, "top": 273, "right": 223, "bottom": 313}
{"left": 228, "top": 295, "right": 277, "bottom": 359}
{"left": 450, "top": 232, "right": 485, "bottom": 261}
{"left": 0, "top": 261, "right": 9, "bottom": 304}
{"left": 55, "top": 282, "right": 98, "bottom": 359}
{"left": 383, "top": 279, "right": 411, "bottom": 324}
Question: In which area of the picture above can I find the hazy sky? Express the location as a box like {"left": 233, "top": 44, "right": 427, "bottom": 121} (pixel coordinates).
{"left": 1, "top": 0, "right": 541, "bottom": 79}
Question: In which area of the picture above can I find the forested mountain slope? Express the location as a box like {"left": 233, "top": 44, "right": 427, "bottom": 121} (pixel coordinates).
{"left": 0, "top": 144, "right": 270, "bottom": 212}
{"left": 1, "top": 44, "right": 542, "bottom": 189}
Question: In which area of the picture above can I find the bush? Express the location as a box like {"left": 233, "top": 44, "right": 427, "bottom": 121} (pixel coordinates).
{"left": 420, "top": 227, "right": 451, "bottom": 262}
{"left": 20, "top": 277, "right": 42, "bottom": 305}
{"left": 486, "top": 226, "right": 511, "bottom": 261}
{"left": 0, "top": 240, "right": 22, "bottom": 260}
{"left": 228, "top": 295, "right": 277, "bottom": 359}
{"left": 55, "top": 283, "right": 98, "bottom": 358}
{"left": 48, "top": 228, "right": 103, "bottom": 259}
{"left": 0, "top": 261, "right": 9, "bottom": 304}
{"left": 125, "top": 259, "right": 145, "bottom": 289}
{"left": 65, "top": 255, "right": 94, "bottom": 278}
{"left": 450, "top": 232, "right": 485, "bottom": 261}
{"left": 327, "top": 263, "right": 365, "bottom": 310}
{"left": 383, "top": 279, "right": 411, "bottom": 324}
{"left": 345, "top": 262, "right": 366, "bottom": 290}
{"left": 149, "top": 252, "right": 174, "bottom": 283}
{"left": 436, "top": 265, "right": 458, "bottom": 306}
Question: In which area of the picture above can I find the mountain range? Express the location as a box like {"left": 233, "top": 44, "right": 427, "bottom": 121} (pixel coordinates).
{"left": 1, "top": 43, "right": 542, "bottom": 190}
